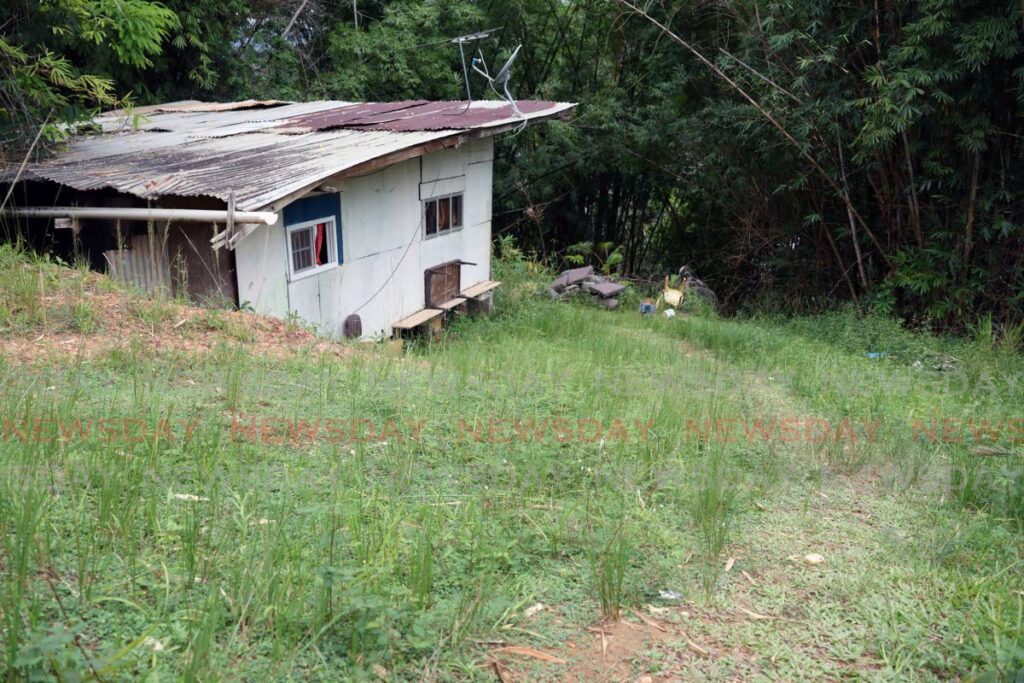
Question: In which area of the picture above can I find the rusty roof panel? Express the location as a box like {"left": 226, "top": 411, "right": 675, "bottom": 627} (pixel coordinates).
{"left": 275, "top": 100, "right": 566, "bottom": 133}
{"left": 3, "top": 99, "right": 576, "bottom": 211}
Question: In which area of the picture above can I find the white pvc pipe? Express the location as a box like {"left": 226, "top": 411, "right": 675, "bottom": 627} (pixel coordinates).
{"left": 4, "top": 206, "right": 278, "bottom": 225}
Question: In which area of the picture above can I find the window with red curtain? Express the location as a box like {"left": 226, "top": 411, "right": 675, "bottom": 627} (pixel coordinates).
{"left": 287, "top": 218, "right": 336, "bottom": 279}
{"left": 314, "top": 222, "right": 327, "bottom": 266}
{"left": 423, "top": 193, "right": 464, "bottom": 238}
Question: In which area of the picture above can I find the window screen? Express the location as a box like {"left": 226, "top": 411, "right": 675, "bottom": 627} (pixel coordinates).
{"left": 424, "top": 193, "right": 464, "bottom": 238}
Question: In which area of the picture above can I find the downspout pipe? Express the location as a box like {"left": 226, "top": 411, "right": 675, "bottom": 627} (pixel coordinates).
{"left": 2, "top": 206, "right": 278, "bottom": 225}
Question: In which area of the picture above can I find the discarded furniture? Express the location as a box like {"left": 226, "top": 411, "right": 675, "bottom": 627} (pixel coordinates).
{"left": 548, "top": 265, "right": 626, "bottom": 310}
{"left": 662, "top": 276, "right": 685, "bottom": 309}
{"left": 677, "top": 266, "right": 718, "bottom": 309}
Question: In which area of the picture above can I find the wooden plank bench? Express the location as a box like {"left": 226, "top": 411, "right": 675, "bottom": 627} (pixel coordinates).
{"left": 461, "top": 280, "right": 501, "bottom": 299}
{"left": 460, "top": 280, "right": 501, "bottom": 315}
{"left": 437, "top": 297, "right": 466, "bottom": 312}
{"left": 392, "top": 307, "right": 444, "bottom": 335}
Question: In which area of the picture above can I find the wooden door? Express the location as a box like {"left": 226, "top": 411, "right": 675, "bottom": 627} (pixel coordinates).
{"left": 424, "top": 261, "right": 461, "bottom": 308}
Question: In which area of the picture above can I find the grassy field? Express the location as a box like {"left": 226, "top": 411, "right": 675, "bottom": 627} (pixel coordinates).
{"left": 1, "top": 246, "right": 1023, "bottom": 681}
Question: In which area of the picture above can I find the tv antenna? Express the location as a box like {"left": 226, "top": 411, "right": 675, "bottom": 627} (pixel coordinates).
{"left": 450, "top": 28, "right": 525, "bottom": 121}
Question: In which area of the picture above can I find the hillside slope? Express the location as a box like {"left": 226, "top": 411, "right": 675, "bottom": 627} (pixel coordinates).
{"left": 0, "top": 247, "right": 352, "bottom": 363}
{"left": 1, "top": 251, "right": 1022, "bottom": 681}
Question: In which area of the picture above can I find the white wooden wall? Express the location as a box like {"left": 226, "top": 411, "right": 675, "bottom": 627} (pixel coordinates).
{"left": 234, "top": 137, "right": 494, "bottom": 338}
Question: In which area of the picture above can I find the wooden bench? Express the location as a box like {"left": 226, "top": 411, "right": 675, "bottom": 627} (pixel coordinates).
{"left": 392, "top": 308, "right": 444, "bottom": 336}
{"left": 461, "top": 280, "right": 501, "bottom": 299}
{"left": 437, "top": 297, "right": 466, "bottom": 312}
{"left": 461, "top": 280, "right": 501, "bottom": 315}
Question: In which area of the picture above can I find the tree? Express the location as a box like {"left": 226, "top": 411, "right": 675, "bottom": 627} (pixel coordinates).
{"left": 0, "top": 0, "right": 179, "bottom": 162}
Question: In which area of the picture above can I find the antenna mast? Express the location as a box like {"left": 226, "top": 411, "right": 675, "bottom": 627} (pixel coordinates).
{"left": 450, "top": 29, "right": 525, "bottom": 120}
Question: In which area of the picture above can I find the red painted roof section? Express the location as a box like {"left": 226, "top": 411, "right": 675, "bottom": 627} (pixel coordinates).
{"left": 275, "top": 100, "right": 566, "bottom": 133}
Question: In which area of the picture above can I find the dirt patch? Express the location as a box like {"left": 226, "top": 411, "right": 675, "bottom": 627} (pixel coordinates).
{"left": 1, "top": 269, "right": 358, "bottom": 364}
{"left": 559, "top": 618, "right": 679, "bottom": 683}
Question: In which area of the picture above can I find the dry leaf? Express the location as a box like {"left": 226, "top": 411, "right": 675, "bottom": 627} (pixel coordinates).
{"left": 679, "top": 630, "right": 710, "bottom": 657}
{"left": 488, "top": 659, "right": 512, "bottom": 683}
{"left": 804, "top": 553, "right": 825, "bottom": 566}
{"left": 371, "top": 663, "right": 388, "bottom": 680}
{"left": 736, "top": 606, "right": 773, "bottom": 621}
{"left": 171, "top": 493, "right": 208, "bottom": 502}
{"left": 724, "top": 557, "right": 736, "bottom": 572}
{"left": 491, "top": 647, "right": 566, "bottom": 665}
{"left": 631, "top": 608, "right": 668, "bottom": 632}
{"left": 646, "top": 604, "right": 671, "bottom": 615}
{"left": 741, "top": 570, "right": 756, "bottom": 585}
{"left": 970, "top": 446, "right": 1018, "bottom": 457}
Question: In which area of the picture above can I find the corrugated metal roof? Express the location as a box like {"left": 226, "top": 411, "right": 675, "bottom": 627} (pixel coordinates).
{"left": 4, "top": 99, "right": 574, "bottom": 211}
{"left": 273, "top": 99, "right": 562, "bottom": 133}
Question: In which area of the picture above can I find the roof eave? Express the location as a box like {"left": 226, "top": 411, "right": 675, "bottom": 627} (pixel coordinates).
{"left": 251, "top": 105, "right": 576, "bottom": 214}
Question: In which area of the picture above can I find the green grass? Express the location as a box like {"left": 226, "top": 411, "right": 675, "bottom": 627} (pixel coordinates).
{"left": 1, "top": 248, "right": 1022, "bottom": 680}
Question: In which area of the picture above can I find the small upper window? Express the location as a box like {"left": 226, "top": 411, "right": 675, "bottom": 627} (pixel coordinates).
{"left": 424, "top": 193, "right": 463, "bottom": 238}
{"left": 287, "top": 218, "right": 337, "bottom": 280}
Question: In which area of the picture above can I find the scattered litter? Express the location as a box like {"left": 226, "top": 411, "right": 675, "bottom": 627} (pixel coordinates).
{"left": 646, "top": 604, "right": 671, "bottom": 615}
{"left": 662, "top": 276, "right": 684, "bottom": 308}
{"left": 171, "top": 493, "right": 208, "bottom": 502}
{"left": 257, "top": 518, "right": 274, "bottom": 525}
{"left": 678, "top": 266, "right": 718, "bottom": 308}
{"left": 724, "top": 557, "right": 736, "bottom": 572}
{"left": 636, "top": 676, "right": 654, "bottom": 683}
{"left": 911, "top": 360, "right": 923, "bottom": 369}
{"left": 523, "top": 602, "right": 546, "bottom": 618}
{"left": 741, "top": 570, "right": 756, "bottom": 585}
{"left": 142, "top": 636, "right": 165, "bottom": 652}
{"left": 864, "top": 352, "right": 887, "bottom": 359}
{"left": 658, "top": 589, "right": 683, "bottom": 602}
{"left": 549, "top": 265, "right": 594, "bottom": 292}
{"left": 548, "top": 265, "right": 626, "bottom": 309}
{"left": 663, "top": 308, "right": 676, "bottom": 319}
{"left": 804, "top": 553, "right": 825, "bottom": 566}
{"left": 639, "top": 300, "right": 656, "bottom": 315}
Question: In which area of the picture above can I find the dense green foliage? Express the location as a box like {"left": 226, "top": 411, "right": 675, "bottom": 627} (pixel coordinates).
{"left": 0, "top": 0, "right": 178, "bottom": 155}
{"left": 3, "top": 0, "right": 1024, "bottom": 330}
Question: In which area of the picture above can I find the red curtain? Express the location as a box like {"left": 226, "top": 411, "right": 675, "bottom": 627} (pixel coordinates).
{"left": 314, "top": 223, "right": 325, "bottom": 265}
